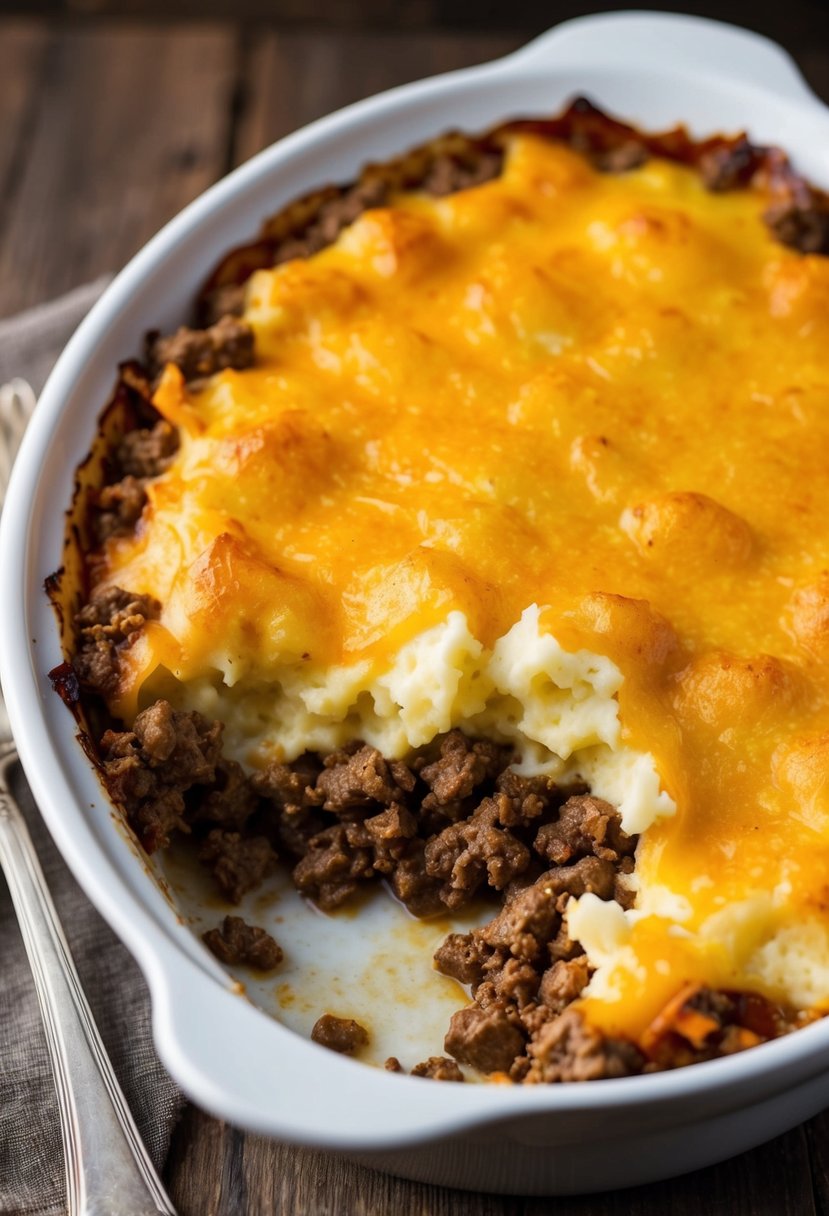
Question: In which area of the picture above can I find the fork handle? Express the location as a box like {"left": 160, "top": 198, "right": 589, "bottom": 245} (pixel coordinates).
{"left": 0, "top": 744, "right": 177, "bottom": 1216}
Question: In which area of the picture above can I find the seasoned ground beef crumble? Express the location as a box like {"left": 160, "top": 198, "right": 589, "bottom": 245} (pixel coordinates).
{"left": 203, "top": 915, "right": 283, "bottom": 971}
{"left": 311, "top": 1014, "right": 370, "bottom": 1055}
{"left": 56, "top": 99, "right": 819, "bottom": 1084}
{"left": 410, "top": 1056, "right": 465, "bottom": 1082}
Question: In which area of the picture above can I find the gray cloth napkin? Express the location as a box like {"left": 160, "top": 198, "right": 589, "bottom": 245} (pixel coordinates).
{"left": 0, "top": 278, "right": 112, "bottom": 395}
{"left": 0, "top": 282, "right": 186, "bottom": 1215}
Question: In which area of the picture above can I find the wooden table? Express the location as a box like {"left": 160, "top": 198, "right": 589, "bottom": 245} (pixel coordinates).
{"left": 2, "top": 11, "right": 829, "bottom": 1214}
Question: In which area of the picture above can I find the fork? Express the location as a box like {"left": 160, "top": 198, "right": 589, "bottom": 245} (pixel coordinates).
{"left": 0, "top": 380, "right": 177, "bottom": 1216}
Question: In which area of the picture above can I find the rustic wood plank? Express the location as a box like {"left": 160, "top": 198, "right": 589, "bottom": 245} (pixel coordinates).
{"left": 165, "top": 1106, "right": 530, "bottom": 1216}
{"left": 806, "top": 1110, "right": 829, "bottom": 1215}
{"left": 232, "top": 29, "right": 521, "bottom": 167}
{"left": 1, "top": 0, "right": 827, "bottom": 55}
{"left": 231, "top": 29, "right": 827, "bottom": 173}
{"left": 0, "top": 21, "right": 237, "bottom": 316}
{"left": 165, "top": 1104, "right": 820, "bottom": 1216}
{"left": 795, "top": 49, "right": 829, "bottom": 102}
{"left": 0, "top": 22, "right": 49, "bottom": 202}
{"left": 527, "top": 1125, "right": 817, "bottom": 1216}
{"left": 9, "top": 0, "right": 440, "bottom": 24}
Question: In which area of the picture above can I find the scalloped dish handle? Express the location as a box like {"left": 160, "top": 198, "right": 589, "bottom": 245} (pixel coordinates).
{"left": 510, "top": 11, "right": 817, "bottom": 106}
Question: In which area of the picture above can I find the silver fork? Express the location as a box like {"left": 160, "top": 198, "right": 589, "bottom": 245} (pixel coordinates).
{"left": 0, "top": 380, "right": 177, "bottom": 1216}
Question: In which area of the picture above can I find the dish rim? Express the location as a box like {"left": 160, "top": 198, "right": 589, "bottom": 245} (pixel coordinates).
{"left": 3, "top": 9, "right": 829, "bottom": 1149}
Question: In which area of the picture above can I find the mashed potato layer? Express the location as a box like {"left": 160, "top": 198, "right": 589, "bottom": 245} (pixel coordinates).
{"left": 99, "top": 132, "right": 829, "bottom": 1035}
{"left": 143, "top": 603, "right": 674, "bottom": 836}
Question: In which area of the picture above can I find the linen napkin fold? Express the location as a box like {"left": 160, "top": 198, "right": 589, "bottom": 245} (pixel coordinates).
{"left": 0, "top": 282, "right": 185, "bottom": 1216}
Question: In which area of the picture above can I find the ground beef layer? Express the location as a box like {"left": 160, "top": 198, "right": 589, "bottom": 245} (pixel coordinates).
{"left": 88, "top": 685, "right": 792, "bottom": 1083}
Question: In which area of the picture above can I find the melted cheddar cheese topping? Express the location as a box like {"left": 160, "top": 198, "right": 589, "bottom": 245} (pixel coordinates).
{"left": 101, "top": 134, "right": 829, "bottom": 1034}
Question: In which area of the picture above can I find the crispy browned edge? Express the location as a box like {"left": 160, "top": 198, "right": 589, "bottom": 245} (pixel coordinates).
{"left": 197, "top": 99, "right": 829, "bottom": 315}
{"left": 46, "top": 93, "right": 829, "bottom": 775}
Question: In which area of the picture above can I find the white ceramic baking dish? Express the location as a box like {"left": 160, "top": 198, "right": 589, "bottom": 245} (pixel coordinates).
{"left": 3, "top": 11, "right": 829, "bottom": 1195}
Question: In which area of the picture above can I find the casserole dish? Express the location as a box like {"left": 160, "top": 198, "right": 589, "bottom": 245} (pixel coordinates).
{"left": 3, "top": 10, "right": 829, "bottom": 1194}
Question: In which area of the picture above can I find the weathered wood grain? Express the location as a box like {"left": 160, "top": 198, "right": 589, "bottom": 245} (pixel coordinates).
{"left": 2, "top": 0, "right": 828, "bottom": 56}
{"left": 164, "top": 1106, "right": 521, "bottom": 1216}
{"left": 231, "top": 29, "right": 520, "bottom": 167}
{"left": 794, "top": 48, "right": 829, "bottom": 102}
{"left": 537, "top": 1125, "right": 817, "bottom": 1216}
{"left": 0, "top": 21, "right": 237, "bottom": 315}
{"left": 806, "top": 1110, "right": 829, "bottom": 1216}
{"left": 164, "top": 1106, "right": 820, "bottom": 1216}
{"left": 0, "top": 23, "right": 49, "bottom": 208}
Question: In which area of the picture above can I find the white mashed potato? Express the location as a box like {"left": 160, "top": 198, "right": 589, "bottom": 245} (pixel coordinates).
{"left": 568, "top": 884, "right": 829, "bottom": 1013}
{"left": 154, "top": 602, "right": 676, "bottom": 838}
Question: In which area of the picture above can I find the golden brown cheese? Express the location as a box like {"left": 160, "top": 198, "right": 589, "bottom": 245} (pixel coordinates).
{"left": 101, "top": 134, "right": 829, "bottom": 1035}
